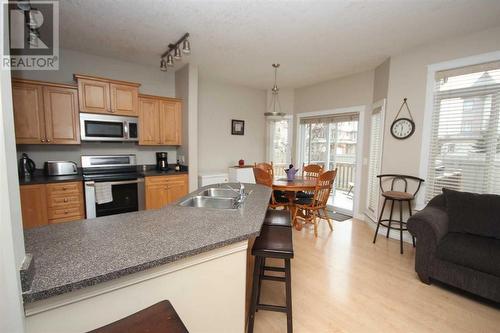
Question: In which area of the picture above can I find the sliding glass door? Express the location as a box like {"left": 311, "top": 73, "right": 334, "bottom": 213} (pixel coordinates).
{"left": 300, "top": 113, "right": 359, "bottom": 215}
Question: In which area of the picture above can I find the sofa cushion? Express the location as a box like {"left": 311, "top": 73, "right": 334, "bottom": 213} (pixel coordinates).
{"left": 436, "top": 233, "right": 500, "bottom": 277}
{"left": 442, "top": 188, "right": 500, "bottom": 239}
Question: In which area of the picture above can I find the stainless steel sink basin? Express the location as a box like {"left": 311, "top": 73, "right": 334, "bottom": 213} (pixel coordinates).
{"left": 198, "top": 188, "right": 239, "bottom": 198}
{"left": 178, "top": 196, "right": 236, "bottom": 209}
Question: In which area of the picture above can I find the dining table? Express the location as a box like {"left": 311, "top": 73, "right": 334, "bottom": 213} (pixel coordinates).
{"left": 272, "top": 176, "right": 317, "bottom": 230}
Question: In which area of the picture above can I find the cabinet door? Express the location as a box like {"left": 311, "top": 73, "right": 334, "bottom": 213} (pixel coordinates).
{"left": 166, "top": 175, "right": 188, "bottom": 203}
{"left": 139, "top": 97, "right": 160, "bottom": 145}
{"left": 160, "top": 100, "right": 182, "bottom": 145}
{"left": 145, "top": 184, "right": 169, "bottom": 210}
{"left": 12, "top": 82, "right": 46, "bottom": 144}
{"left": 77, "top": 78, "right": 111, "bottom": 114}
{"left": 110, "top": 83, "right": 138, "bottom": 116}
{"left": 43, "top": 86, "right": 80, "bottom": 144}
{"left": 20, "top": 184, "right": 48, "bottom": 229}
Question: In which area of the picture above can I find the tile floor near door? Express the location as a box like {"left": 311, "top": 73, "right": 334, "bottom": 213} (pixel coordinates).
{"left": 253, "top": 219, "right": 500, "bottom": 332}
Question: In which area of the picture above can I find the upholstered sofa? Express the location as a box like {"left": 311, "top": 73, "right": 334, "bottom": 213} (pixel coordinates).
{"left": 407, "top": 189, "right": 500, "bottom": 303}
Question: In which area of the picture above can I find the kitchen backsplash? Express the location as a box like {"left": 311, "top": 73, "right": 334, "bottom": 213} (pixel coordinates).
{"left": 16, "top": 143, "right": 178, "bottom": 167}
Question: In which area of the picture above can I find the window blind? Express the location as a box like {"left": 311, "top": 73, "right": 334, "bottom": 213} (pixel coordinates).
{"left": 426, "top": 62, "right": 500, "bottom": 201}
{"left": 300, "top": 112, "right": 359, "bottom": 125}
{"left": 367, "top": 106, "right": 383, "bottom": 216}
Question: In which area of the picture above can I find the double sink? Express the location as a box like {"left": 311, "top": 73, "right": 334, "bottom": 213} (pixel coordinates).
{"left": 178, "top": 187, "right": 249, "bottom": 209}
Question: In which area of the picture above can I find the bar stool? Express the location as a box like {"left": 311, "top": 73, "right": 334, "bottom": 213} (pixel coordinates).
{"left": 263, "top": 209, "right": 292, "bottom": 227}
{"left": 372, "top": 174, "right": 424, "bottom": 254}
{"left": 88, "top": 300, "right": 188, "bottom": 333}
{"left": 248, "top": 224, "right": 294, "bottom": 333}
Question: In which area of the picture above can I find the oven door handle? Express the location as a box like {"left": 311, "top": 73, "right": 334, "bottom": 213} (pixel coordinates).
{"left": 85, "top": 178, "right": 145, "bottom": 187}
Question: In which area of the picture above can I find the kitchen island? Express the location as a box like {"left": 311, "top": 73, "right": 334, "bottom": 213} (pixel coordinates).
{"left": 22, "top": 183, "right": 271, "bottom": 333}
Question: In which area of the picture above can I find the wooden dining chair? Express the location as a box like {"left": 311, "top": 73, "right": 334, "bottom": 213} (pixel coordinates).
{"left": 297, "top": 164, "right": 324, "bottom": 199}
{"left": 255, "top": 162, "right": 274, "bottom": 178}
{"left": 302, "top": 164, "right": 323, "bottom": 179}
{"left": 292, "top": 169, "right": 337, "bottom": 237}
{"left": 253, "top": 167, "right": 289, "bottom": 209}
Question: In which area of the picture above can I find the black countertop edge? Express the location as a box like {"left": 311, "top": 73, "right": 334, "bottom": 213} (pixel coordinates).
{"left": 19, "top": 170, "right": 83, "bottom": 185}
{"left": 22, "top": 231, "right": 258, "bottom": 303}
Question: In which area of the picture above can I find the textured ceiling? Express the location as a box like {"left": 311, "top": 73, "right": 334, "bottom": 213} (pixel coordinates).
{"left": 59, "top": 0, "right": 500, "bottom": 89}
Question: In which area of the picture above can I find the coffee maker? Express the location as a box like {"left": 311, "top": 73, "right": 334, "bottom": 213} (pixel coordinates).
{"left": 156, "top": 152, "right": 169, "bottom": 171}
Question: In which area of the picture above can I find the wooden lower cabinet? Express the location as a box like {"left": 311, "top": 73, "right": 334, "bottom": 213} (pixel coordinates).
{"left": 19, "top": 184, "right": 48, "bottom": 229}
{"left": 145, "top": 174, "right": 188, "bottom": 210}
{"left": 20, "top": 181, "right": 85, "bottom": 229}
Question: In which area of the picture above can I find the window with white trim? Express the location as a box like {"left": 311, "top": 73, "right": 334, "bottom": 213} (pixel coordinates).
{"left": 426, "top": 61, "right": 500, "bottom": 201}
{"left": 366, "top": 101, "right": 385, "bottom": 219}
{"left": 266, "top": 116, "right": 293, "bottom": 177}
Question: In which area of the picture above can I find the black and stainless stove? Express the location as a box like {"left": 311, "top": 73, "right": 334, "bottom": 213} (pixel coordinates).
{"left": 82, "top": 155, "right": 144, "bottom": 218}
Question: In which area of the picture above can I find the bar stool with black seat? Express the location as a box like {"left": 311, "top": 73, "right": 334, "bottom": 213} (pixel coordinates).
{"left": 248, "top": 224, "right": 294, "bottom": 333}
{"left": 372, "top": 174, "right": 424, "bottom": 254}
{"left": 88, "top": 300, "right": 188, "bottom": 333}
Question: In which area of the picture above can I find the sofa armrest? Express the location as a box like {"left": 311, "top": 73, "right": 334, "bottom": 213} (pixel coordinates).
{"left": 407, "top": 205, "right": 449, "bottom": 283}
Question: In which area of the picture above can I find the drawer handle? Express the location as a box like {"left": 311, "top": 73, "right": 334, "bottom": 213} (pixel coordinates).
{"left": 62, "top": 187, "right": 67, "bottom": 191}
{"left": 64, "top": 210, "right": 69, "bottom": 214}
{"left": 64, "top": 198, "right": 68, "bottom": 202}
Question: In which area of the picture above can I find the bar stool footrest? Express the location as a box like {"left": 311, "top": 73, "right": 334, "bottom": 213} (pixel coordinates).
{"left": 378, "top": 219, "right": 408, "bottom": 231}
{"left": 262, "top": 275, "right": 286, "bottom": 282}
{"left": 264, "top": 266, "right": 285, "bottom": 272}
{"left": 257, "top": 304, "right": 288, "bottom": 313}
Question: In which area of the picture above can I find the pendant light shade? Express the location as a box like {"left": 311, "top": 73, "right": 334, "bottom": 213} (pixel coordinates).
{"left": 160, "top": 58, "right": 167, "bottom": 72}
{"left": 174, "top": 47, "right": 182, "bottom": 59}
{"left": 264, "top": 63, "right": 286, "bottom": 117}
{"left": 166, "top": 53, "right": 174, "bottom": 67}
{"left": 182, "top": 38, "right": 191, "bottom": 54}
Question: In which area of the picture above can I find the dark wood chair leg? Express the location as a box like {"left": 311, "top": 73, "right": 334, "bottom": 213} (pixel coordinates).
{"left": 248, "top": 256, "right": 262, "bottom": 333}
{"left": 386, "top": 199, "right": 395, "bottom": 238}
{"left": 256, "top": 257, "right": 265, "bottom": 311}
{"left": 284, "top": 258, "right": 293, "bottom": 333}
{"left": 407, "top": 200, "right": 416, "bottom": 247}
{"left": 373, "top": 198, "right": 387, "bottom": 244}
{"left": 399, "top": 200, "right": 404, "bottom": 254}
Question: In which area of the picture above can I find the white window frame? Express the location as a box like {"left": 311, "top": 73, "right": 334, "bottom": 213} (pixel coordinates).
{"left": 365, "top": 98, "right": 386, "bottom": 222}
{"left": 266, "top": 114, "right": 293, "bottom": 164}
{"left": 295, "top": 105, "right": 366, "bottom": 218}
{"left": 417, "top": 50, "right": 500, "bottom": 209}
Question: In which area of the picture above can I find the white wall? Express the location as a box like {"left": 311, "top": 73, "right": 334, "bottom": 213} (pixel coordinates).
{"left": 383, "top": 26, "right": 500, "bottom": 180}
{"left": 176, "top": 64, "right": 199, "bottom": 190}
{"left": 198, "top": 78, "right": 267, "bottom": 173}
{"left": 12, "top": 48, "right": 179, "bottom": 167}
{"left": 293, "top": 70, "right": 374, "bottom": 217}
{"left": 0, "top": 39, "right": 26, "bottom": 333}
{"left": 13, "top": 48, "right": 175, "bottom": 96}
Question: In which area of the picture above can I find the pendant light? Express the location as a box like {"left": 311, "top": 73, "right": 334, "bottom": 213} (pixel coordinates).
{"left": 264, "top": 63, "right": 286, "bottom": 117}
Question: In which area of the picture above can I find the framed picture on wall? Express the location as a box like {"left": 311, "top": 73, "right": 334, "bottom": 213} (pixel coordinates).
{"left": 231, "top": 119, "right": 245, "bottom": 135}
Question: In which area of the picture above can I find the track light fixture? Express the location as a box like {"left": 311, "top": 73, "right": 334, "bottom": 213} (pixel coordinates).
{"left": 160, "top": 33, "right": 191, "bottom": 71}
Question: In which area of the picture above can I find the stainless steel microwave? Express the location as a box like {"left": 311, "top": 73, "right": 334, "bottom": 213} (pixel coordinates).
{"left": 80, "top": 113, "right": 138, "bottom": 142}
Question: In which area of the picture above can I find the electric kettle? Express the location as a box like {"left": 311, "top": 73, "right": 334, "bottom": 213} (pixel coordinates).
{"left": 19, "top": 153, "right": 36, "bottom": 179}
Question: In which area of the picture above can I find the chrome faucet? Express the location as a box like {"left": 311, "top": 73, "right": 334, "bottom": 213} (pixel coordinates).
{"left": 222, "top": 183, "right": 247, "bottom": 208}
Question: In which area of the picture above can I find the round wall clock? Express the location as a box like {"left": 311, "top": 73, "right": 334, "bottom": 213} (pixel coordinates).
{"left": 391, "top": 118, "right": 415, "bottom": 140}
{"left": 390, "top": 98, "right": 415, "bottom": 140}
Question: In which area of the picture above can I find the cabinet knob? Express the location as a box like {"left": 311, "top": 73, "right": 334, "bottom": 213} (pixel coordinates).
{"left": 64, "top": 198, "right": 68, "bottom": 202}
{"left": 46, "top": 138, "right": 51, "bottom": 142}
{"left": 41, "top": 139, "right": 45, "bottom": 142}
{"left": 62, "top": 187, "right": 67, "bottom": 191}
{"left": 64, "top": 210, "right": 69, "bottom": 214}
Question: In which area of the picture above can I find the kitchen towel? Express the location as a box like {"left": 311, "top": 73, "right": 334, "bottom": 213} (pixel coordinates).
{"left": 94, "top": 182, "right": 113, "bottom": 204}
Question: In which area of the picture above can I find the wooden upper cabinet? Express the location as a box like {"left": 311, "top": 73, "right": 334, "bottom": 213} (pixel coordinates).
{"left": 139, "top": 97, "right": 160, "bottom": 145}
{"left": 111, "top": 83, "right": 138, "bottom": 116}
{"left": 12, "top": 79, "right": 80, "bottom": 145}
{"left": 19, "top": 184, "right": 48, "bottom": 229}
{"left": 43, "top": 86, "right": 80, "bottom": 144}
{"left": 74, "top": 74, "right": 140, "bottom": 116}
{"left": 76, "top": 77, "right": 111, "bottom": 114}
{"left": 139, "top": 94, "right": 182, "bottom": 146}
{"left": 12, "top": 82, "right": 46, "bottom": 144}
{"left": 160, "top": 100, "right": 182, "bottom": 145}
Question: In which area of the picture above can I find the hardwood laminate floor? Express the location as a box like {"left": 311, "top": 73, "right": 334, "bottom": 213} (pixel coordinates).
{"left": 253, "top": 219, "right": 500, "bottom": 333}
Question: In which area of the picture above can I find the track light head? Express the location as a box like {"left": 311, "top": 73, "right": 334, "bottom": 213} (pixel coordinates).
{"left": 166, "top": 54, "right": 174, "bottom": 67}
{"left": 174, "top": 47, "right": 182, "bottom": 59}
{"left": 182, "top": 38, "right": 191, "bottom": 54}
{"left": 160, "top": 58, "right": 167, "bottom": 72}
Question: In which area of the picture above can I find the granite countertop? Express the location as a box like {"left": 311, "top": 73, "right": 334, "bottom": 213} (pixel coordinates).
{"left": 19, "top": 170, "right": 83, "bottom": 185}
{"left": 23, "top": 183, "right": 271, "bottom": 303}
